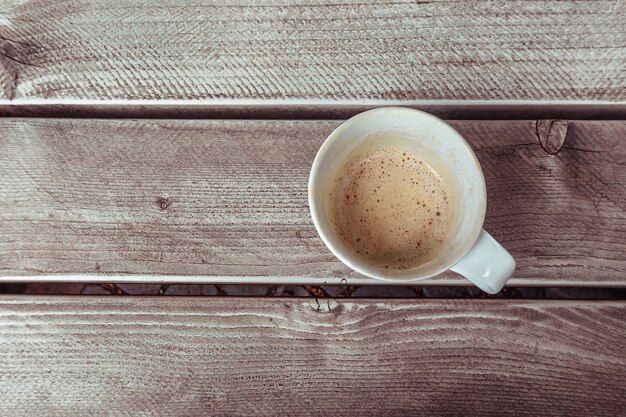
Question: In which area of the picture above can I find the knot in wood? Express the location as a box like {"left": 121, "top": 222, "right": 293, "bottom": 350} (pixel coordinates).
{"left": 536, "top": 120, "right": 568, "bottom": 155}
{"left": 157, "top": 197, "right": 170, "bottom": 211}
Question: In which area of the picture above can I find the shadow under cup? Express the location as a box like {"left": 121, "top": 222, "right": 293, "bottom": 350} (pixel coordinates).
{"left": 309, "top": 108, "right": 486, "bottom": 282}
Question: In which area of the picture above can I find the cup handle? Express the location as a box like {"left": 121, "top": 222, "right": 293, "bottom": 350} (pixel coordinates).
{"left": 450, "top": 229, "right": 515, "bottom": 294}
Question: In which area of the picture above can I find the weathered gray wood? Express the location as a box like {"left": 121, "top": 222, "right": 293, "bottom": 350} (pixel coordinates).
{"left": 0, "top": 297, "right": 623, "bottom": 416}
{"left": 0, "top": 0, "right": 623, "bottom": 103}
{"left": 0, "top": 119, "right": 624, "bottom": 286}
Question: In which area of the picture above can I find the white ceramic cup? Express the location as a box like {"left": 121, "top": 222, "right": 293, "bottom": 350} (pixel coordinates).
{"left": 308, "top": 107, "right": 515, "bottom": 294}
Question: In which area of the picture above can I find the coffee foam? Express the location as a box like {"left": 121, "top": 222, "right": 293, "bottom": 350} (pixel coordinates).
{"left": 327, "top": 146, "right": 453, "bottom": 270}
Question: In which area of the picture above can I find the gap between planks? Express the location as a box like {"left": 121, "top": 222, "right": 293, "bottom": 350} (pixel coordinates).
{"left": 1, "top": 100, "right": 625, "bottom": 120}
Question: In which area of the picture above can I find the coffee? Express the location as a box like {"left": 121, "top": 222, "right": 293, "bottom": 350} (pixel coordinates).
{"left": 327, "top": 146, "right": 453, "bottom": 270}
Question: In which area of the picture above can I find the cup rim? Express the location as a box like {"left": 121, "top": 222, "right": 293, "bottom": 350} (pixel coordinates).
{"left": 308, "top": 107, "right": 486, "bottom": 282}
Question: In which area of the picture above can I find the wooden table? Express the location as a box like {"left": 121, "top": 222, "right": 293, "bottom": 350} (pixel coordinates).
{"left": 0, "top": 1, "right": 624, "bottom": 415}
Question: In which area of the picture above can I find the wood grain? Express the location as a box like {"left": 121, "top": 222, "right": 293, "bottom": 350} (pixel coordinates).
{"left": 0, "top": 297, "right": 623, "bottom": 416}
{"left": 0, "top": 0, "right": 624, "bottom": 103}
{"left": 0, "top": 118, "right": 624, "bottom": 286}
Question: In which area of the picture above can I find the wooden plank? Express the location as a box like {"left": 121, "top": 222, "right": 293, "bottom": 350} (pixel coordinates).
{"left": 0, "top": 118, "right": 624, "bottom": 286}
{"left": 0, "top": 0, "right": 624, "bottom": 103}
{"left": 0, "top": 297, "right": 623, "bottom": 416}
